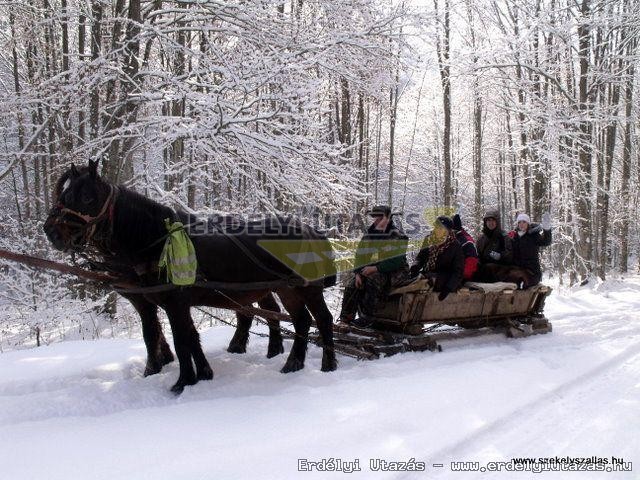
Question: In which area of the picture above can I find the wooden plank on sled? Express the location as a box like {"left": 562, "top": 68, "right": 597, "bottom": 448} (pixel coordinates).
{"left": 379, "top": 283, "right": 554, "bottom": 326}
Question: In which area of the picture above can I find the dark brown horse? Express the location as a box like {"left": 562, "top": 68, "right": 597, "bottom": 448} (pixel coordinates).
{"left": 44, "top": 160, "right": 338, "bottom": 393}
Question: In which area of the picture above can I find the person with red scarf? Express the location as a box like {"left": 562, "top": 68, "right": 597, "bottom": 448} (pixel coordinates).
{"left": 451, "top": 214, "right": 479, "bottom": 281}
{"left": 409, "top": 216, "right": 465, "bottom": 301}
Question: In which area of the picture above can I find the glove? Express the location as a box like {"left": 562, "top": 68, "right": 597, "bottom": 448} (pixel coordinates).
{"left": 438, "top": 287, "right": 450, "bottom": 301}
{"left": 409, "top": 264, "right": 421, "bottom": 278}
{"left": 541, "top": 212, "right": 551, "bottom": 230}
{"left": 489, "top": 251, "right": 501, "bottom": 261}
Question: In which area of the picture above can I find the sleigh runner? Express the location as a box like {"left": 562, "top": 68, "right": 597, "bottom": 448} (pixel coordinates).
{"left": 319, "top": 281, "right": 553, "bottom": 360}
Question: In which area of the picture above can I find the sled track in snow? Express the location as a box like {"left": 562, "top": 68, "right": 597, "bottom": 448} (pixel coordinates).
{"left": 413, "top": 341, "right": 640, "bottom": 476}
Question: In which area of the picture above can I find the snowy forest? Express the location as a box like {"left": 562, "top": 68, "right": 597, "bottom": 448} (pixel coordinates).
{"left": 0, "top": 0, "right": 639, "bottom": 346}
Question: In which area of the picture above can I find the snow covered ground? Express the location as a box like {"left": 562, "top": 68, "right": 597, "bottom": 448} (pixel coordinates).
{"left": 1, "top": 277, "right": 639, "bottom": 480}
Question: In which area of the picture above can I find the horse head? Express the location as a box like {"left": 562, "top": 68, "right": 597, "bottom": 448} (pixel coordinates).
{"left": 44, "top": 159, "right": 115, "bottom": 252}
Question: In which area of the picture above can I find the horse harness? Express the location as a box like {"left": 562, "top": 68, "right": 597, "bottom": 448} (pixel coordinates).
{"left": 54, "top": 184, "right": 309, "bottom": 292}
{"left": 53, "top": 185, "right": 118, "bottom": 248}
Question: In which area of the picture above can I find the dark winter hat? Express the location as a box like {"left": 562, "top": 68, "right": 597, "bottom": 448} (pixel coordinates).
{"left": 367, "top": 205, "right": 392, "bottom": 217}
{"left": 437, "top": 215, "right": 454, "bottom": 230}
{"left": 483, "top": 208, "right": 500, "bottom": 221}
{"left": 452, "top": 214, "right": 462, "bottom": 231}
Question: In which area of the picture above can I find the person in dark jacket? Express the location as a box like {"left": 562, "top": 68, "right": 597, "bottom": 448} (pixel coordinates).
{"left": 409, "top": 215, "right": 465, "bottom": 301}
{"left": 507, "top": 212, "right": 552, "bottom": 287}
{"left": 338, "top": 205, "right": 409, "bottom": 324}
{"left": 452, "top": 214, "right": 479, "bottom": 281}
{"left": 474, "top": 208, "right": 514, "bottom": 282}
{"left": 476, "top": 208, "right": 513, "bottom": 266}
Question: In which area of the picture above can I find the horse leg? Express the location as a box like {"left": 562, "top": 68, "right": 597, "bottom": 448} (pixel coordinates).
{"left": 164, "top": 303, "right": 211, "bottom": 394}
{"left": 259, "top": 293, "right": 284, "bottom": 358}
{"left": 183, "top": 309, "right": 214, "bottom": 382}
{"left": 300, "top": 286, "right": 337, "bottom": 372}
{"left": 123, "top": 293, "right": 174, "bottom": 376}
{"left": 277, "top": 290, "right": 312, "bottom": 373}
{"left": 159, "top": 332, "right": 175, "bottom": 366}
{"left": 227, "top": 312, "right": 252, "bottom": 354}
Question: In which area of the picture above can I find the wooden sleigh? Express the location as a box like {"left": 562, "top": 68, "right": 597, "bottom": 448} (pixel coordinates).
{"left": 324, "top": 280, "right": 553, "bottom": 360}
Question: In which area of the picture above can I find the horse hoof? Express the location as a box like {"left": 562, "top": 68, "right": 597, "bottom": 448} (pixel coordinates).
{"left": 143, "top": 362, "right": 162, "bottom": 377}
{"left": 170, "top": 374, "right": 197, "bottom": 395}
{"left": 321, "top": 355, "right": 338, "bottom": 372}
{"left": 227, "top": 343, "right": 247, "bottom": 354}
{"left": 266, "top": 343, "right": 284, "bottom": 359}
{"left": 280, "top": 358, "right": 304, "bottom": 373}
{"left": 197, "top": 365, "right": 214, "bottom": 381}
{"left": 170, "top": 382, "right": 185, "bottom": 395}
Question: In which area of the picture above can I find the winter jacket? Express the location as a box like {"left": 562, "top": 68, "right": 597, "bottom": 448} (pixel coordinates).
{"left": 450, "top": 214, "right": 479, "bottom": 280}
{"left": 411, "top": 236, "right": 465, "bottom": 293}
{"left": 455, "top": 228, "right": 479, "bottom": 280}
{"left": 507, "top": 223, "right": 552, "bottom": 284}
{"left": 476, "top": 210, "right": 513, "bottom": 265}
{"left": 353, "top": 220, "right": 409, "bottom": 275}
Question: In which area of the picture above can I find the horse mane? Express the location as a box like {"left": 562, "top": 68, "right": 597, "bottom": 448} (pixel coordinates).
{"left": 110, "top": 185, "right": 177, "bottom": 257}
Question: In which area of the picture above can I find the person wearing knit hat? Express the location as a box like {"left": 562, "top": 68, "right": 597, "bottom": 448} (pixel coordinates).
{"left": 437, "top": 215, "right": 454, "bottom": 230}
{"left": 474, "top": 208, "right": 518, "bottom": 283}
{"left": 516, "top": 213, "right": 531, "bottom": 226}
{"left": 507, "top": 212, "right": 552, "bottom": 287}
{"left": 477, "top": 208, "right": 513, "bottom": 266}
{"left": 409, "top": 215, "right": 465, "bottom": 301}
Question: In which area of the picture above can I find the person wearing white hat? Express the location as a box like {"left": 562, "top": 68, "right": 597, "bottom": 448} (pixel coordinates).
{"left": 507, "top": 212, "right": 552, "bottom": 287}
{"left": 516, "top": 213, "right": 531, "bottom": 226}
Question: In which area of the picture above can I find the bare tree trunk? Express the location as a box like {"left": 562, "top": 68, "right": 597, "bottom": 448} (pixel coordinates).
{"left": 435, "top": 0, "right": 452, "bottom": 207}
{"left": 466, "top": 0, "right": 483, "bottom": 226}
{"left": 472, "top": 77, "right": 483, "bottom": 224}
{"left": 619, "top": 39, "right": 636, "bottom": 273}
{"left": 9, "top": 13, "right": 31, "bottom": 219}
{"left": 78, "top": 14, "right": 86, "bottom": 144}
{"left": 357, "top": 93, "right": 365, "bottom": 211}
{"left": 356, "top": 94, "right": 364, "bottom": 168}
{"left": 505, "top": 109, "right": 518, "bottom": 212}
{"left": 510, "top": 4, "right": 531, "bottom": 215}
{"left": 401, "top": 71, "right": 426, "bottom": 212}
{"left": 340, "top": 77, "right": 351, "bottom": 155}
{"left": 530, "top": 0, "right": 547, "bottom": 221}
{"left": 575, "top": 0, "right": 593, "bottom": 280}
{"left": 388, "top": 75, "right": 399, "bottom": 208}
{"left": 56, "top": 0, "right": 74, "bottom": 158}
{"left": 170, "top": 3, "right": 187, "bottom": 191}
{"left": 598, "top": 82, "right": 620, "bottom": 279}
{"left": 90, "top": 1, "right": 103, "bottom": 148}
{"left": 374, "top": 103, "right": 382, "bottom": 204}
{"left": 364, "top": 101, "right": 370, "bottom": 211}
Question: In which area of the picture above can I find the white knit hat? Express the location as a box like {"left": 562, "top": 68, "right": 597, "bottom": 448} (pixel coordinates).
{"left": 516, "top": 213, "right": 531, "bottom": 224}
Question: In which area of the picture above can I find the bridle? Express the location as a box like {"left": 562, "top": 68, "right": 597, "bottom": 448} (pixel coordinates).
{"left": 52, "top": 185, "right": 118, "bottom": 248}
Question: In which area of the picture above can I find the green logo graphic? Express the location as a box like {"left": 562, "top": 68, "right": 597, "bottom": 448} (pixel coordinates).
{"left": 257, "top": 238, "right": 424, "bottom": 282}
